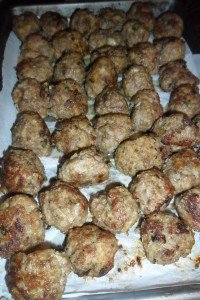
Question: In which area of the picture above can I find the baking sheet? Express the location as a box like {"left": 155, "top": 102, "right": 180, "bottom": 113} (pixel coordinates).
{"left": 0, "top": 2, "right": 200, "bottom": 299}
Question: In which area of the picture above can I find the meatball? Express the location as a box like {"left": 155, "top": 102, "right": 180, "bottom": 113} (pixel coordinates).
{"left": 163, "top": 149, "right": 200, "bottom": 194}
{"left": 54, "top": 52, "right": 85, "bottom": 84}
{"left": 85, "top": 57, "right": 117, "bottom": 99}
{"left": 94, "top": 85, "right": 129, "bottom": 115}
{"left": 175, "top": 188, "right": 200, "bottom": 231}
{"left": 122, "top": 19, "right": 150, "bottom": 48}
{"left": 154, "top": 37, "right": 185, "bottom": 66}
{"left": 159, "top": 60, "right": 199, "bottom": 92}
{"left": 12, "top": 78, "right": 48, "bottom": 118}
{"left": 168, "top": 84, "right": 200, "bottom": 119}
{"left": 48, "top": 79, "right": 88, "bottom": 119}
{"left": 70, "top": 9, "right": 100, "bottom": 38}
{"left": 8, "top": 249, "right": 71, "bottom": 300}
{"left": 39, "top": 180, "right": 88, "bottom": 233}
{"left": 58, "top": 147, "right": 110, "bottom": 187}
{"left": 141, "top": 211, "right": 194, "bottom": 265}
{"left": 65, "top": 224, "right": 118, "bottom": 277}
{"left": 1, "top": 148, "right": 45, "bottom": 195}
{"left": 99, "top": 7, "right": 126, "bottom": 31}
{"left": 52, "top": 30, "right": 89, "bottom": 59}
{"left": 130, "top": 89, "right": 163, "bottom": 132}
{"left": 88, "top": 29, "right": 125, "bottom": 51}
{"left": 115, "top": 133, "right": 163, "bottom": 176}
{"left": 11, "top": 111, "right": 52, "bottom": 157}
{"left": 40, "top": 11, "right": 68, "bottom": 40}
{"left": 129, "top": 168, "right": 174, "bottom": 215}
{"left": 0, "top": 194, "right": 45, "bottom": 258}
{"left": 154, "top": 11, "right": 184, "bottom": 39}
{"left": 122, "top": 64, "right": 154, "bottom": 98}
{"left": 94, "top": 113, "right": 132, "bottom": 155}
{"left": 52, "top": 116, "right": 96, "bottom": 155}
{"left": 16, "top": 56, "right": 53, "bottom": 82}
{"left": 128, "top": 42, "right": 158, "bottom": 75}
{"left": 90, "top": 185, "right": 139, "bottom": 233}
{"left": 13, "top": 12, "right": 40, "bottom": 41}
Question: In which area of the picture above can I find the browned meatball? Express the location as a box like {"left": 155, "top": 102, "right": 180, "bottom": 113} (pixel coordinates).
{"left": 58, "top": 147, "right": 110, "bottom": 187}
{"left": 90, "top": 185, "right": 139, "bottom": 233}
{"left": 175, "top": 188, "right": 200, "bottom": 231}
{"left": 70, "top": 9, "right": 100, "bottom": 38}
{"left": 159, "top": 60, "right": 199, "bottom": 92}
{"left": 122, "top": 64, "right": 154, "bottom": 98}
{"left": 163, "top": 149, "right": 200, "bottom": 194}
{"left": 11, "top": 111, "right": 52, "bottom": 156}
{"left": 12, "top": 78, "right": 48, "bottom": 118}
{"left": 8, "top": 249, "right": 71, "bottom": 300}
{"left": 16, "top": 56, "right": 53, "bottom": 82}
{"left": 13, "top": 12, "right": 40, "bottom": 41}
{"left": 88, "top": 29, "right": 125, "bottom": 51}
{"left": 40, "top": 11, "right": 68, "bottom": 40}
{"left": 0, "top": 194, "right": 45, "bottom": 258}
{"left": 94, "top": 85, "right": 128, "bottom": 115}
{"left": 193, "top": 114, "right": 200, "bottom": 140}
{"left": 48, "top": 79, "right": 88, "bottom": 119}
{"left": 168, "top": 84, "right": 200, "bottom": 118}
{"left": 141, "top": 211, "right": 194, "bottom": 265}
{"left": 65, "top": 224, "right": 118, "bottom": 277}
{"left": 39, "top": 180, "right": 88, "bottom": 233}
{"left": 115, "top": 133, "right": 163, "bottom": 176}
{"left": 99, "top": 7, "right": 126, "bottom": 31}
{"left": 128, "top": 42, "right": 158, "bottom": 75}
{"left": 52, "top": 116, "right": 96, "bottom": 154}
{"left": 94, "top": 113, "right": 132, "bottom": 155}
{"left": 130, "top": 89, "right": 163, "bottom": 132}
{"left": 122, "top": 19, "right": 150, "bottom": 48}
{"left": 154, "top": 11, "right": 184, "bottom": 39}
{"left": 129, "top": 168, "right": 174, "bottom": 215}
{"left": 1, "top": 148, "right": 45, "bottom": 195}
{"left": 85, "top": 57, "right": 117, "bottom": 99}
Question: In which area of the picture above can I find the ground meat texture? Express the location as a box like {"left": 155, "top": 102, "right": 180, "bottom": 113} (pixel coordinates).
{"left": 94, "top": 85, "right": 128, "bottom": 115}
{"left": 65, "top": 224, "right": 118, "bottom": 277}
{"left": 129, "top": 168, "right": 174, "bottom": 215}
{"left": 13, "top": 12, "right": 40, "bottom": 41}
{"left": 54, "top": 52, "right": 85, "bottom": 84}
{"left": 122, "top": 64, "right": 154, "bottom": 98}
{"left": 40, "top": 11, "right": 68, "bottom": 40}
{"left": 58, "top": 147, "right": 109, "bottom": 187}
{"left": 70, "top": 9, "right": 100, "bottom": 39}
{"left": 163, "top": 149, "right": 200, "bottom": 194}
{"left": 0, "top": 194, "right": 44, "bottom": 258}
{"left": 127, "top": 2, "right": 155, "bottom": 31}
{"left": 11, "top": 111, "right": 52, "bottom": 157}
{"left": 141, "top": 211, "right": 194, "bottom": 265}
{"left": 52, "top": 30, "right": 89, "bottom": 59}
{"left": 39, "top": 181, "right": 88, "bottom": 233}
{"left": 94, "top": 113, "right": 132, "bottom": 155}
{"left": 8, "top": 249, "right": 71, "bottom": 300}
{"left": 16, "top": 55, "right": 53, "bottom": 83}
{"left": 91, "top": 45, "right": 127, "bottom": 74}
{"left": 90, "top": 186, "right": 139, "bottom": 233}
{"left": 154, "top": 37, "right": 185, "bottom": 66}
{"left": 52, "top": 116, "right": 96, "bottom": 155}
{"left": 12, "top": 78, "right": 48, "bottom": 118}
{"left": 128, "top": 42, "right": 158, "bottom": 75}
{"left": 131, "top": 89, "right": 163, "bottom": 132}
{"left": 168, "top": 84, "right": 200, "bottom": 119}
{"left": 159, "top": 60, "right": 199, "bottom": 92}
{"left": 1, "top": 148, "right": 45, "bottom": 195}
{"left": 85, "top": 57, "right": 117, "bottom": 99}
{"left": 175, "top": 188, "right": 200, "bottom": 231}
{"left": 99, "top": 7, "right": 126, "bottom": 31}
{"left": 154, "top": 11, "right": 184, "bottom": 39}
{"left": 88, "top": 29, "right": 125, "bottom": 51}
{"left": 115, "top": 133, "right": 163, "bottom": 176}
{"left": 48, "top": 79, "right": 88, "bottom": 119}
{"left": 121, "top": 20, "right": 150, "bottom": 48}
